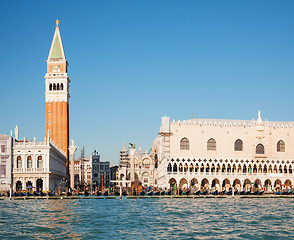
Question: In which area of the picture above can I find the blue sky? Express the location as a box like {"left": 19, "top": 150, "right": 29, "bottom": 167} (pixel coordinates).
{"left": 1, "top": 1, "right": 294, "bottom": 165}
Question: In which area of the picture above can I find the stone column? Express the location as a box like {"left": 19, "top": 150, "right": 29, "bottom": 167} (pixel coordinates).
{"left": 129, "top": 148, "right": 136, "bottom": 182}
{"left": 69, "top": 140, "right": 77, "bottom": 190}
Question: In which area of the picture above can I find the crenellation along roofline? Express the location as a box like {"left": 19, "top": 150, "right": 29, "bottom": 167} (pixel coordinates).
{"left": 171, "top": 118, "right": 294, "bottom": 127}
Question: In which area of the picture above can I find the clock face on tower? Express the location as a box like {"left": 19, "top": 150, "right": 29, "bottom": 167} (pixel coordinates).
{"left": 52, "top": 65, "right": 60, "bottom": 72}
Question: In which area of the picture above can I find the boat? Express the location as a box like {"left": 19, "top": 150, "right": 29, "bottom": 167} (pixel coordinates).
{"left": 48, "top": 192, "right": 55, "bottom": 196}
{"left": 147, "top": 191, "right": 153, "bottom": 196}
{"left": 122, "top": 191, "right": 127, "bottom": 196}
{"left": 179, "top": 190, "right": 183, "bottom": 195}
{"left": 184, "top": 190, "right": 191, "bottom": 195}
{"left": 154, "top": 191, "right": 160, "bottom": 196}
{"left": 14, "top": 192, "right": 20, "bottom": 197}
{"left": 103, "top": 191, "right": 109, "bottom": 196}
{"left": 194, "top": 190, "right": 200, "bottom": 195}
{"left": 114, "top": 191, "right": 120, "bottom": 196}
{"left": 133, "top": 190, "right": 137, "bottom": 196}
{"left": 33, "top": 191, "right": 40, "bottom": 196}
{"left": 160, "top": 191, "right": 166, "bottom": 195}
{"left": 84, "top": 190, "right": 89, "bottom": 196}
{"left": 66, "top": 192, "right": 72, "bottom": 196}
{"left": 167, "top": 190, "right": 172, "bottom": 195}
{"left": 140, "top": 191, "right": 146, "bottom": 196}
{"left": 200, "top": 190, "right": 208, "bottom": 195}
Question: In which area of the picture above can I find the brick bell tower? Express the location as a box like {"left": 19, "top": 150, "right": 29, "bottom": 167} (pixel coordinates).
{"left": 45, "top": 20, "right": 70, "bottom": 160}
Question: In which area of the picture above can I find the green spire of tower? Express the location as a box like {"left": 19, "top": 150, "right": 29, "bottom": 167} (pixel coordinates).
{"left": 48, "top": 20, "right": 65, "bottom": 60}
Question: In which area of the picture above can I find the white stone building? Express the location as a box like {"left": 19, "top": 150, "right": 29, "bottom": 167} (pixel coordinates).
{"left": 0, "top": 134, "right": 13, "bottom": 191}
{"left": 154, "top": 112, "right": 294, "bottom": 192}
{"left": 118, "top": 144, "right": 158, "bottom": 187}
{"left": 13, "top": 136, "right": 67, "bottom": 192}
{"left": 70, "top": 157, "right": 92, "bottom": 187}
{"left": 120, "top": 111, "right": 294, "bottom": 192}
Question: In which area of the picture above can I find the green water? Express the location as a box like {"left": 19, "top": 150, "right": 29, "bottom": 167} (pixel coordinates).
{"left": 0, "top": 198, "right": 293, "bottom": 239}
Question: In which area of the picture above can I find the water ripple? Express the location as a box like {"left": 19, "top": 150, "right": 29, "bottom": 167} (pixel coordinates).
{"left": 0, "top": 198, "right": 294, "bottom": 239}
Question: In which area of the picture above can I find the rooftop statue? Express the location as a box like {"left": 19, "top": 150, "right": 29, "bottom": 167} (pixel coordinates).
{"left": 129, "top": 143, "right": 136, "bottom": 149}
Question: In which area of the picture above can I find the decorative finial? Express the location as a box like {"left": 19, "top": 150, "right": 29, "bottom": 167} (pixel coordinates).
{"left": 56, "top": 19, "right": 60, "bottom": 26}
{"left": 258, "top": 110, "right": 261, "bottom": 119}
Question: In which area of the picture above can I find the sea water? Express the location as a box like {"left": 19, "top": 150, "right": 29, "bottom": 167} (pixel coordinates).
{"left": 0, "top": 197, "right": 294, "bottom": 239}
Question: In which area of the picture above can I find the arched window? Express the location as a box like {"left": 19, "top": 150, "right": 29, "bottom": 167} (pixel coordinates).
{"left": 180, "top": 138, "right": 190, "bottom": 150}
{"left": 37, "top": 156, "right": 43, "bottom": 169}
{"left": 173, "top": 163, "right": 177, "bottom": 172}
{"left": 277, "top": 140, "right": 285, "bottom": 152}
{"left": 57, "top": 83, "right": 60, "bottom": 90}
{"left": 167, "top": 163, "right": 172, "bottom": 172}
{"left": 61, "top": 83, "right": 64, "bottom": 90}
{"left": 27, "top": 156, "right": 32, "bottom": 169}
{"left": 207, "top": 138, "right": 216, "bottom": 151}
{"left": 256, "top": 144, "right": 265, "bottom": 154}
{"left": 234, "top": 139, "right": 243, "bottom": 151}
{"left": 49, "top": 84, "right": 52, "bottom": 91}
{"left": 53, "top": 83, "right": 56, "bottom": 90}
{"left": 17, "top": 156, "right": 22, "bottom": 169}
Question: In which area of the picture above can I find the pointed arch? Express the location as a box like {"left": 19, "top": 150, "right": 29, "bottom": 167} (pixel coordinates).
{"left": 179, "top": 178, "right": 188, "bottom": 189}
{"left": 253, "top": 164, "right": 257, "bottom": 173}
{"left": 167, "top": 163, "right": 172, "bottom": 172}
{"left": 234, "top": 139, "right": 243, "bottom": 151}
{"left": 173, "top": 163, "right": 177, "bottom": 172}
{"left": 57, "top": 83, "right": 60, "bottom": 90}
{"left": 205, "top": 163, "right": 210, "bottom": 173}
{"left": 211, "top": 178, "right": 220, "bottom": 188}
{"left": 284, "top": 165, "right": 288, "bottom": 174}
{"left": 60, "top": 83, "right": 64, "bottom": 90}
{"left": 237, "top": 164, "right": 242, "bottom": 173}
{"left": 277, "top": 140, "right": 285, "bottom": 152}
{"left": 53, "top": 83, "right": 56, "bottom": 90}
{"left": 169, "top": 178, "right": 177, "bottom": 189}
{"left": 256, "top": 144, "right": 265, "bottom": 154}
{"left": 243, "top": 164, "right": 247, "bottom": 173}
{"left": 216, "top": 163, "right": 220, "bottom": 173}
{"left": 222, "top": 178, "right": 230, "bottom": 188}
{"left": 269, "top": 165, "right": 273, "bottom": 173}
{"left": 211, "top": 163, "right": 215, "bottom": 173}
{"left": 200, "top": 163, "right": 204, "bottom": 173}
{"left": 227, "top": 164, "right": 232, "bottom": 173}
{"left": 279, "top": 165, "right": 283, "bottom": 173}
{"left": 233, "top": 179, "right": 241, "bottom": 188}
{"left": 232, "top": 164, "right": 237, "bottom": 173}
{"left": 201, "top": 178, "right": 209, "bottom": 188}
{"left": 180, "top": 137, "right": 190, "bottom": 150}
{"left": 179, "top": 163, "right": 183, "bottom": 172}
{"left": 49, "top": 83, "right": 53, "bottom": 91}
{"left": 184, "top": 163, "right": 188, "bottom": 172}
{"left": 207, "top": 138, "right": 216, "bottom": 151}
{"left": 222, "top": 164, "right": 226, "bottom": 173}
{"left": 195, "top": 163, "right": 199, "bottom": 173}
{"left": 263, "top": 164, "right": 267, "bottom": 173}
{"left": 189, "top": 163, "right": 194, "bottom": 172}
{"left": 284, "top": 179, "right": 291, "bottom": 186}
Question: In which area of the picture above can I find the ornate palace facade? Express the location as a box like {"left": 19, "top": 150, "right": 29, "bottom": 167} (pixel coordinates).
{"left": 120, "top": 111, "right": 294, "bottom": 192}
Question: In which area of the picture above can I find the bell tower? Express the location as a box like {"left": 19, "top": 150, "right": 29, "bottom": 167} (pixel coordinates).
{"left": 45, "top": 20, "right": 70, "bottom": 159}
